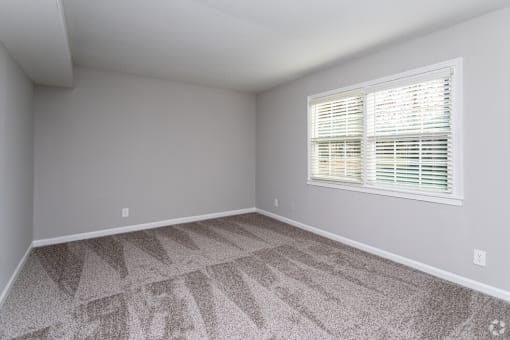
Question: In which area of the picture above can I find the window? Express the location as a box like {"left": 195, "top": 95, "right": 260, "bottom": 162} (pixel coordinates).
{"left": 307, "top": 59, "right": 463, "bottom": 205}
{"left": 309, "top": 90, "right": 363, "bottom": 183}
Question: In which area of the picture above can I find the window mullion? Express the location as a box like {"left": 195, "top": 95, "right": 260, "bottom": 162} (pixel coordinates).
{"left": 361, "top": 89, "right": 368, "bottom": 186}
{"left": 328, "top": 142, "right": 332, "bottom": 177}
{"left": 418, "top": 137, "right": 423, "bottom": 188}
{"left": 393, "top": 140, "right": 397, "bottom": 184}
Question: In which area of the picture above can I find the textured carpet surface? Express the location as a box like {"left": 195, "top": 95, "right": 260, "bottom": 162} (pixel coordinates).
{"left": 0, "top": 213, "right": 509, "bottom": 339}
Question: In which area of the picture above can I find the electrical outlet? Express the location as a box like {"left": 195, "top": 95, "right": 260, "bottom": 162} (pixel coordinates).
{"left": 122, "top": 208, "right": 129, "bottom": 218}
{"left": 473, "top": 249, "right": 486, "bottom": 266}
{"left": 274, "top": 198, "right": 279, "bottom": 208}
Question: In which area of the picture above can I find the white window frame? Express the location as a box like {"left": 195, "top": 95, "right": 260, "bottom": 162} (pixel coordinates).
{"left": 307, "top": 58, "right": 464, "bottom": 206}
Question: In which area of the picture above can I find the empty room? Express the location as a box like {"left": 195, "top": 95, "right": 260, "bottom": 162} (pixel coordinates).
{"left": 1, "top": 0, "right": 509, "bottom": 339}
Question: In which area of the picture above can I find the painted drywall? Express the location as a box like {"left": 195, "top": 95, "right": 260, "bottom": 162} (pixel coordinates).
{"left": 0, "top": 0, "right": 73, "bottom": 87}
{"left": 34, "top": 67, "right": 255, "bottom": 239}
{"left": 63, "top": 0, "right": 509, "bottom": 92}
{"left": 0, "top": 42, "right": 33, "bottom": 294}
{"left": 256, "top": 7, "right": 510, "bottom": 291}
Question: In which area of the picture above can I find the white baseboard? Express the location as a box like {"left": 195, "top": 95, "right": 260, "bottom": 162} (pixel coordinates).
{"left": 33, "top": 207, "right": 256, "bottom": 247}
{"left": 27, "top": 206, "right": 510, "bottom": 302}
{"left": 0, "top": 244, "right": 32, "bottom": 308}
{"left": 256, "top": 208, "right": 510, "bottom": 303}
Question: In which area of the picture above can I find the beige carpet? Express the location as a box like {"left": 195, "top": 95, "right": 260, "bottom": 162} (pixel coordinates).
{"left": 0, "top": 213, "right": 509, "bottom": 339}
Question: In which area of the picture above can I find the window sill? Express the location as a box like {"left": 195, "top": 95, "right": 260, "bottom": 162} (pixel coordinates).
{"left": 307, "top": 180, "right": 463, "bottom": 206}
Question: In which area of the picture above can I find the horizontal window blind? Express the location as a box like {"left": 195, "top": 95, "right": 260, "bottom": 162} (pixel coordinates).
{"left": 309, "top": 91, "right": 363, "bottom": 183}
{"left": 307, "top": 60, "right": 461, "bottom": 203}
{"left": 365, "top": 70, "right": 453, "bottom": 192}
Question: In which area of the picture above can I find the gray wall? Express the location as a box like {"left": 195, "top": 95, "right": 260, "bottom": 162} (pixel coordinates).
{"left": 0, "top": 43, "right": 33, "bottom": 293}
{"left": 256, "top": 7, "right": 510, "bottom": 291}
{"left": 34, "top": 67, "right": 255, "bottom": 239}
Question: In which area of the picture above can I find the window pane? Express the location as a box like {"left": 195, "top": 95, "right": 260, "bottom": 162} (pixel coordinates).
{"left": 367, "top": 78, "right": 451, "bottom": 137}
{"left": 373, "top": 138, "right": 450, "bottom": 192}
{"left": 313, "top": 95, "right": 363, "bottom": 138}
{"left": 311, "top": 140, "right": 362, "bottom": 183}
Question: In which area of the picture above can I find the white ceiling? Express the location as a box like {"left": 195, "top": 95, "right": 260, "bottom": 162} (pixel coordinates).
{"left": 0, "top": 0, "right": 73, "bottom": 87}
{"left": 1, "top": 1, "right": 509, "bottom": 91}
